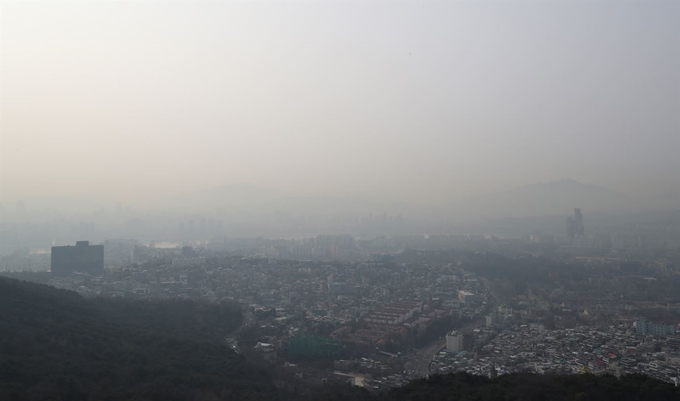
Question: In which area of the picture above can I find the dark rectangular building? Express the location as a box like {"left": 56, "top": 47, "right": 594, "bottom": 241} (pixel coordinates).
{"left": 51, "top": 241, "right": 104, "bottom": 276}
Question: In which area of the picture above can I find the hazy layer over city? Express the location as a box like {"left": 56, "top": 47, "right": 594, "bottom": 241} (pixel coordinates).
{"left": 2, "top": 1, "right": 679, "bottom": 219}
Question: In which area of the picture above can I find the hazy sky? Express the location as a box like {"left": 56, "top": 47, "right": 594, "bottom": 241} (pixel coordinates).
{"left": 1, "top": 1, "right": 679, "bottom": 207}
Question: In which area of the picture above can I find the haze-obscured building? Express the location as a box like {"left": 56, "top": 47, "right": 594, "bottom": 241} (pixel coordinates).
{"left": 567, "top": 208, "right": 585, "bottom": 243}
{"left": 458, "top": 290, "right": 480, "bottom": 304}
{"left": 612, "top": 233, "right": 644, "bottom": 250}
{"left": 446, "top": 330, "right": 464, "bottom": 352}
{"left": 635, "top": 319, "right": 677, "bottom": 336}
{"left": 51, "top": 241, "right": 104, "bottom": 276}
{"left": 574, "top": 208, "right": 584, "bottom": 236}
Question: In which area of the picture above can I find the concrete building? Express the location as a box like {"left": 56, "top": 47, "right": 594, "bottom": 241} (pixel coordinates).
{"left": 567, "top": 208, "right": 585, "bottom": 243}
{"left": 458, "top": 290, "right": 480, "bottom": 304}
{"left": 574, "top": 208, "right": 584, "bottom": 236}
{"left": 486, "top": 313, "right": 499, "bottom": 327}
{"left": 51, "top": 241, "right": 104, "bottom": 276}
{"left": 446, "top": 330, "right": 464, "bottom": 352}
{"left": 636, "top": 319, "right": 677, "bottom": 336}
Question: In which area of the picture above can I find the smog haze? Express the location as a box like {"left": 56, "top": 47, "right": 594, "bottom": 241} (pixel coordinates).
{"left": 1, "top": 1, "right": 679, "bottom": 217}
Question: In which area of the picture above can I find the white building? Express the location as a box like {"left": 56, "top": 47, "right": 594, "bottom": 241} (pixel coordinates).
{"left": 458, "top": 290, "right": 480, "bottom": 304}
{"left": 446, "top": 330, "right": 464, "bottom": 352}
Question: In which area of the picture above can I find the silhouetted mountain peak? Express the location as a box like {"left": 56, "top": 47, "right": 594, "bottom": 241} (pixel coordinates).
{"left": 463, "top": 179, "right": 634, "bottom": 218}
{"left": 511, "top": 179, "right": 617, "bottom": 194}
{"left": 195, "top": 183, "right": 281, "bottom": 198}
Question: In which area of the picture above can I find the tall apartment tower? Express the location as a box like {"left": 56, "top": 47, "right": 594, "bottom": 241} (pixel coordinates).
{"left": 446, "top": 330, "right": 464, "bottom": 353}
{"left": 574, "top": 208, "right": 584, "bottom": 236}
{"left": 51, "top": 241, "right": 104, "bottom": 276}
{"left": 567, "top": 208, "right": 585, "bottom": 243}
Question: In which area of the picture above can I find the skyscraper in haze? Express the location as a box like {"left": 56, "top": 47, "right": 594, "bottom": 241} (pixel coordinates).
{"left": 51, "top": 241, "right": 104, "bottom": 276}
{"left": 567, "top": 208, "right": 585, "bottom": 243}
{"left": 574, "top": 208, "right": 584, "bottom": 236}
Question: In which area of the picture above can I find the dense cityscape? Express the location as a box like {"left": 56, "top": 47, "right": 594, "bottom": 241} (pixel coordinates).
{"left": 2, "top": 1, "right": 678, "bottom": 399}
{"left": 3, "top": 208, "right": 679, "bottom": 396}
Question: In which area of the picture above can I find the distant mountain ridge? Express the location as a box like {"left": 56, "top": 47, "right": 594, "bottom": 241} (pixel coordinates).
{"left": 177, "top": 183, "right": 410, "bottom": 215}
{"left": 182, "top": 179, "right": 654, "bottom": 218}
{"left": 457, "top": 179, "right": 637, "bottom": 219}
{"left": 194, "top": 183, "right": 282, "bottom": 200}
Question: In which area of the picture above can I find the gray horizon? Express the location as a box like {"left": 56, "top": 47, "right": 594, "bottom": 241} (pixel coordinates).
{"left": 2, "top": 1, "right": 679, "bottom": 218}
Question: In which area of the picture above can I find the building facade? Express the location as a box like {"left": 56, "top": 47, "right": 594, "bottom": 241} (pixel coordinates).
{"left": 446, "top": 330, "right": 464, "bottom": 352}
{"left": 636, "top": 319, "right": 677, "bottom": 336}
{"left": 51, "top": 241, "right": 104, "bottom": 276}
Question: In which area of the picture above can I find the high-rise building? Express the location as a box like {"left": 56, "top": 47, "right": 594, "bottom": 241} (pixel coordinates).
{"left": 51, "top": 241, "right": 104, "bottom": 276}
{"left": 567, "top": 208, "right": 585, "bottom": 243}
{"left": 574, "top": 208, "right": 584, "bottom": 236}
{"left": 446, "top": 330, "right": 464, "bottom": 352}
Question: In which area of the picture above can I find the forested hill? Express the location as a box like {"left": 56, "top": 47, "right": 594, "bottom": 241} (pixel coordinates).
{"left": 0, "top": 277, "right": 278, "bottom": 401}
{"left": 306, "top": 371, "right": 680, "bottom": 401}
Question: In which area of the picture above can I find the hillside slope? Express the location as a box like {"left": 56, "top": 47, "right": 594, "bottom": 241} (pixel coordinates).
{"left": 0, "top": 277, "right": 277, "bottom": 401}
